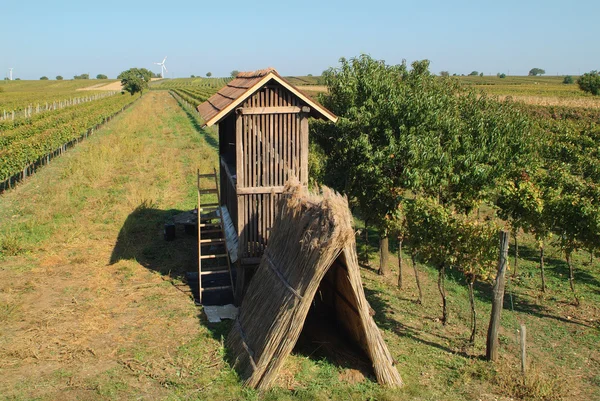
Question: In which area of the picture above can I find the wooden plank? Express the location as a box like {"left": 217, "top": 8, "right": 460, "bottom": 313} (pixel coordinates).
{"left": 236, "top": 111, "right": 243, "bottom": 189}
{"left": 286, "top": 91, "right": 291, "bottom": 182}
{"left": 221, "top": 206, "right": 239, "bottom": 264}
{"left": 300, "top": 111, "right": 309, "bottom": 185}
{"left": 199, "top": 254, "right": 229, "bottom": 260}
{"left": 236, "top": 186, "right": 286, "bottom": 195}
{"left": 237, "top": 106, "right": 302, "bottom": 115}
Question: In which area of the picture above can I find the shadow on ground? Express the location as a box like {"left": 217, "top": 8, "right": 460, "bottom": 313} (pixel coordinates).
{"left": 109, "top": 200, "right": 198, "bottom": 295}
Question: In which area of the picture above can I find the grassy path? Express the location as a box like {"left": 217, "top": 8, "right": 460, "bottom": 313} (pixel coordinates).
{"left": 0, "top": 92, "right": 240, "bottom": 400}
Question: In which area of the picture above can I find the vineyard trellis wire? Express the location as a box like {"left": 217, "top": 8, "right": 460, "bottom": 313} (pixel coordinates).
{"left": 1, "top": 91, "right": 118, "bottom": 121}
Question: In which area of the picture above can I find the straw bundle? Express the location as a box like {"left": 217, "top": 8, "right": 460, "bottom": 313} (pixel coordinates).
{"left": 227, "top": 180, "right": 403, "bottom": 389}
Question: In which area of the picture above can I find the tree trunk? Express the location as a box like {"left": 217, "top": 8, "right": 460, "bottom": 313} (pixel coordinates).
{"left": 540, "top": 246, "right": 546, "bottom": 293}
{"left": 468, "top": 277, "right": 477, "bottom": 344}
{"left": 486, "top": 230, "right": 509, "bottom": 362}
{"left": 397, "top": 238, "right": 403, "bottom": 288}
{"left": 566, "top": 251, "right": 579, "bottom": 306}
{"left": 363, "top": 220, "right": 370, "bottom": 266}
{"left": 512, "top": 231, "right": 519, "bottom": 277}
{"left": 438, "top": 264, "right": 447, "bottom": 325}
{"left": 412, "top": 253, "right": 423, "bottom": 304}
{"left": 379, "top": 236, "right": 390, "bottom": 276}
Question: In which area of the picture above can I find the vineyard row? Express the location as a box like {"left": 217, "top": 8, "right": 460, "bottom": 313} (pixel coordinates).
{"left": 0, "top": 94, "right": 140, "bottom": 193}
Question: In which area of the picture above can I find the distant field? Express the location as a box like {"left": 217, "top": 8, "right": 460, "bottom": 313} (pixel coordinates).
{"left": 150, "top": 77, "right": 232, "bottom": 90}
{"left": 0, "top": 80, "right": 116, "bottom": 111}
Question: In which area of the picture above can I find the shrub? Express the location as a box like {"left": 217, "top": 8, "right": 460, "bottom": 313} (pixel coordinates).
{"left": 562, "top": 75, "right": 574, "bottom": 84}
{"left": 56, "top": 75, "right": 63, "bottom": 80}
{"left": 577, "top": 71, "right": 600, "bottom": 95}
{"left": 40, "top": 76, "right": 48, "bottom": 80}
{"left": 96, "top": 74, "right": 108, "bottom": 79}
{"left": 498, "top": 73, "right": 507, "bottom": 78}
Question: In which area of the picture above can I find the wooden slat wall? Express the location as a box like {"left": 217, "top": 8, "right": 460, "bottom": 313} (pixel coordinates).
{"left": 235, "top": 83, "right": 308, "bottom": 259}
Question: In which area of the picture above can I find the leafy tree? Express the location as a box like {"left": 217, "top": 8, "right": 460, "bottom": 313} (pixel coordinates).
{"left": 563, "top": 75, "right": 574, "bottom": 84}
{"left": 74, "top": 74, "right": 89, "bottom": 80}
{"left": 577, "top": 71, "right": 600, "bottom": 95}
{"left": 529, "top": 68, "right": 545, "bottom": 76}
{"left": 498, "top": 73, "right": 506, "bottom": 78}
{"left": 479, "top": 72, "right": 484, "bottom": 77}
{"left": 230, "top": 70, "right": 240, "bottom": 78}
{"left": 40, "top": 76, "right": 48, "bottom": 80}
{"left": 496, "top": 172, "right": 544, "bottom": 277}
{"left": 313, "top": 54, "right": 535, "bottom": 276}
{"left": 96, "top": 74, "right": 108, "bottom": 79}
{"left": 307, "top": 73, "right": 313, "bottom": 77}
{"left": 440, "top": 71, "right": 450, "bottom": 77}
{"left": 469, "top": 71, "right": 479, "bottom": 76}
{"left": 206, "top": 72, "right": 212, "bottom": 77}
{"left": 56, "top": 75, "right": 63, "bottom": 80}
{"left": 543, "top": 167, "right": 600, "bottom": 305}
{"left": 118, "top": 68, "right": 152, "bottom": 96}
{"left": 191, "top": 75, "right": 195, "bottom": 78}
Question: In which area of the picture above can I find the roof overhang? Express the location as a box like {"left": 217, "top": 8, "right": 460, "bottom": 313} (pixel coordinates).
{"left": 201, "top": 72, "right": 337, "bottom": 127}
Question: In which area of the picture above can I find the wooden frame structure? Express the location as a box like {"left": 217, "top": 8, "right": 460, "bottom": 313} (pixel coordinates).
{"left": 197, "top": 68, "right": 337, "bottom": 269}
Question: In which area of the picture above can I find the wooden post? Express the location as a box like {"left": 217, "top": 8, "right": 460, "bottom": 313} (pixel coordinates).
{"left": 519, "top": 324, "right": 527, "bottom": 376}
{"left": 486, "top": 230, "right": 509, "bottom": 361}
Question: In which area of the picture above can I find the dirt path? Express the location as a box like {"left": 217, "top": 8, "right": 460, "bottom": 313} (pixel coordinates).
{"left": 0, "top": 92, "right": 234, "bottom": 400}
{"left": 77, "top": 81, "right": 123, "bottom": 91}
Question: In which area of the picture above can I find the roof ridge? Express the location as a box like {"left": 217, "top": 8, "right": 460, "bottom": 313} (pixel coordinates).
{"left": 236, "top": 67, "right": 277, "bottom": 78}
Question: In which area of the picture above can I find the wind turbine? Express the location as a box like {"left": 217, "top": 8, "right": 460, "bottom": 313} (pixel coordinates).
{"left": 8, "top": 68, "right": 13, "bottom": 80}
{"left": 154, "top": 57, "right": 168, "bottom": 78}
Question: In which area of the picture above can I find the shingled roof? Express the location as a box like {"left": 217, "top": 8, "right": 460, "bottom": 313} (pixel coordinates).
{"left": 197, "top": 68, "right": 337, "bottom": 127}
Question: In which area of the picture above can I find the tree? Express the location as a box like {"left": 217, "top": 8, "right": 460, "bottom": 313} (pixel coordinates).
{"left": 206, "top": 72, "right": 212, "bottom": 77}
{"left": 56, "top": 75, "right": 63, "bottom": 80}
{"left": 469, "top": 71, "right": 479, "bottom": 76}
{"left": 577, "top": 71, "right": 600, "bottom": 96}
{"left": 440, "top": 71, "right": 450, "bottom": 77}
{"left": 529, "top": 68, "right": 546, "bottom": 76}
{"left": 314, "top": 54, "right": 535, "bottom": 275}
{"left": 40, "top": 76, "right": 48, "bottom": 80}
{"left": 479, "top": 72, "right": 484, "bottom": 77}
{"left": 96, "top": 74, "right": 108, "bottom": 79}
{"left": 563, "top": 75, "right": 574, "bottom": 84}
{"left": 498, "top": 73, "right": 506, "bottom": 78}
{"left": 118, "top": 68, "right": 152, "bottom": 96}
{"left": 191, "top": 75, "right": 195, "bottom": 78}
{"left": 74, "top": 74, "right": 89, "bottom": 80}
{"left": 230, "top": 70, "right": 240, "bottom": 78}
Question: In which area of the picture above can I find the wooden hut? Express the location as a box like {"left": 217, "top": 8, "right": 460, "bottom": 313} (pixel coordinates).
{"left": 197, "top": 68, "right": 337, "bottom": 291}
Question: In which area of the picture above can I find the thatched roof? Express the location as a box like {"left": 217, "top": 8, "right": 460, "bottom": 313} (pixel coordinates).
{"left": 227, "top": 180, "right": 403, "bottom": 389}
{"left": 196, "top": 68, "right": 338, "bottom": 127}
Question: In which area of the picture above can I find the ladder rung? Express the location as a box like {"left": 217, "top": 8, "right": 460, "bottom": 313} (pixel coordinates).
{"left": 199, "top": 238, "right": 225, "bottom": 244}
{"left": 199, "top": 223, "right": 221, "bottom": 228}
{"left": 200, "top": 269, "right": 230, "bottom": 275}
{"left": 198, "top": 173, "right": 217, "bottom": 178}
{"left": 200, "top": 203, "right": 220, "bottom": 207}
{"left": 201, "top": 285, "right": 232, "bottom": 292}
{"left": 199, "top": 254, "right": 228, "bottom": 259}
{"left": 199, "top": 189, "right": 218, "bottom": 194}
{"left": 199, "top": 207, "right": 219, "bottom": 212}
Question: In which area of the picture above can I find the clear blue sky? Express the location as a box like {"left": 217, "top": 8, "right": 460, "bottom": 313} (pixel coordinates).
{"left": 1, "top": 0, "right": 598, "bottom": 80}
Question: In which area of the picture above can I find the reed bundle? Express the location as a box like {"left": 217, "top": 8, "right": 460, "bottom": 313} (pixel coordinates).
{"left": 227, "top": 180, "right": 403, "bottom": 389}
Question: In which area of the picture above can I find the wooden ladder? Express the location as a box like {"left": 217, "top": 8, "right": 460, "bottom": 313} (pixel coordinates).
{"left": 197, "top": 168, "right": 235, "bottom": 305}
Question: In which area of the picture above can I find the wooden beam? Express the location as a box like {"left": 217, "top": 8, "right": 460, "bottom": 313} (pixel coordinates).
{"left": 237, "top": 106, "right": 301, "bottom": 115}
{"left": 237, "top": 186, "right": 285, "bottom": 195}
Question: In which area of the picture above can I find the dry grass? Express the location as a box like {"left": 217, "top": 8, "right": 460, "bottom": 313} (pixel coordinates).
{"left": 498, "top": 94, "right": 600, "bottom": 109}
{"left": 0, "top": 91, "right": 232, "bottom": 399}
